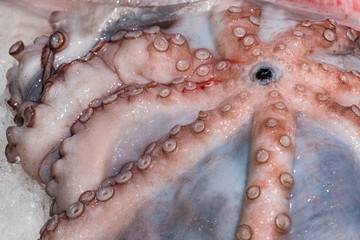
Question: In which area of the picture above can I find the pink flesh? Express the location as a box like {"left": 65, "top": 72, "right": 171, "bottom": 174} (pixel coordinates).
{"left": 2, "top": 0, "right": 360, "bottom": 239}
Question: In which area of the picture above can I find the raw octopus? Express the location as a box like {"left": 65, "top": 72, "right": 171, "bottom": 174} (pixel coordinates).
{"left": 1, "top": 0, "right": 360, "bottom": 239}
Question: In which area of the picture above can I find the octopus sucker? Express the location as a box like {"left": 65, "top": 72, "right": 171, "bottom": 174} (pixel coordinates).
{"left": 2, "top": 0, "right": 360, "bottom": 239}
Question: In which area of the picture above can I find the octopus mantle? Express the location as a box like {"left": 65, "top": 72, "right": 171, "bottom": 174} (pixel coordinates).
{"left": 4, "top": 0, "right": 360, "bottom": 239}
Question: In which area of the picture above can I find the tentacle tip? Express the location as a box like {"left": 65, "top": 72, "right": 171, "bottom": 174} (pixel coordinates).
{"left": 9, "top": 41, "right": 24, "bottom": 60}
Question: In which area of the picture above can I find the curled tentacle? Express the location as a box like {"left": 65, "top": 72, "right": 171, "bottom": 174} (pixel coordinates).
{"left": 7, "top": 36, "right": 49, "bottom": 106}
{"left": 6, "top": 55, "right": 121, "bottom": 180}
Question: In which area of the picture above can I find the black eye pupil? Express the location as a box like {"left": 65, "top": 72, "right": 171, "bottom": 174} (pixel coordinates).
{"left": 256, "top": 67, "right": 273, "bottom": 84}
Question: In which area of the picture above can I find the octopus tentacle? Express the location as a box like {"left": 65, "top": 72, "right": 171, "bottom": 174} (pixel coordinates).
{"left": 6, "top": 55, "right": 121, "bottom": 180}
{"left": 290, "top": 59, "right": 360, "bottom": 107}
{"left": 47, "top": 77, "right": 249, "bottom": 213}
{"left": 213, "top": 4, "right": 360, "bottom": 67}
{"left": 237, "top": 93, "right": 295, "bottom": 240}
{"left": 294, "top": 86, "right": 360, "bottom": 152}
{"left": 211, "top": 4, "right": 262, "bottom": 62}
{"left": 7, "top": 36, "right": 50, "bottom": 106}
{"left": 98, "top": 30, "right": 217, "bottom": 85}
{"left": 40, "top": 90, "right": 259, "bottom": 240}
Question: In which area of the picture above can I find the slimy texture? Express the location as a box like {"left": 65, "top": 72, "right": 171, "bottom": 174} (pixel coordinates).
{"left": 2, "top": 0, "right": 360, "bottom": 239}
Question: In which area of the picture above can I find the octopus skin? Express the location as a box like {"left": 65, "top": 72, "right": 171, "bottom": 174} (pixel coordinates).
{"left": 2, "top": 0, "right": 360, "bottom": 239}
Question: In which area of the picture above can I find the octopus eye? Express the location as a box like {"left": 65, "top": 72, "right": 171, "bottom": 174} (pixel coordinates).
{"left": 251, "top": 63, "right": 279, "bottom": 85}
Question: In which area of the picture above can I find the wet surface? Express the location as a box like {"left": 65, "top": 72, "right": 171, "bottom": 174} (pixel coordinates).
{"left": 120, "top": 129, "right": 250, "bottom": 240}
{"left": 290, "top": 117, "right": 360, "bottom": 240}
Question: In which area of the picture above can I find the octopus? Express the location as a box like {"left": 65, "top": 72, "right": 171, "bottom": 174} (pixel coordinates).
{"left": 1, "top": 0, "right": 360, "bottom": 239}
